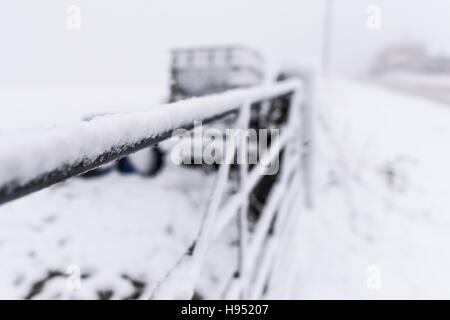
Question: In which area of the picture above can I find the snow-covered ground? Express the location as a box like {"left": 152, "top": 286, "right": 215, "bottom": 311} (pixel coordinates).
{"left": 0, "top": 163, "right": 239, "bottom": 299}
{"left": 2, "top": 78, "right": 450, "bottom": 299}
{"left": 0, "top": 83, "right": 243, "bottom": 300}
{"left": 374, "top": 71, "right": 450, "bottom": 104}
{"left": 292, "top": 79, "right": 450, "bottom": 299}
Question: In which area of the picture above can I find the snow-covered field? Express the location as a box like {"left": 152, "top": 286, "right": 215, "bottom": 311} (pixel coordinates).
{"left": 2, "top": 78, "right": 450, "bottom": 299}
{"left": 293, "top": 79, "right": 450, "bottom": 299}
{"left": 0, "top": 163, "right": 240, "bottom": 299}
{"left": 374, "top": 71, "right": 450, "bottom": 104}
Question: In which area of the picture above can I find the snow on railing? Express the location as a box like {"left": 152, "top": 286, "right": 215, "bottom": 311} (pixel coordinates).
{"left": 0, "top": 80, "right": 300, "bottom": 205}
{"left": 0, "top": 78, "right": 311, "bottom": 300}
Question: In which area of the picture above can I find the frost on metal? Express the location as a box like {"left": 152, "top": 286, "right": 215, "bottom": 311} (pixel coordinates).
{"left": 0, "top": 80, "right": 301, "bottom": 203}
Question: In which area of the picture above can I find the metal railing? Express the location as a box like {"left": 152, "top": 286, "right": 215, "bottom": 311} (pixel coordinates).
{"left": 0, "top": 79, "right": 311, "bottom": 299}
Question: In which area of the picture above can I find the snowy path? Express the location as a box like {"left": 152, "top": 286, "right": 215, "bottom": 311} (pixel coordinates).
{"left": 291, "top": 80, "right": 450, "bottom": 299}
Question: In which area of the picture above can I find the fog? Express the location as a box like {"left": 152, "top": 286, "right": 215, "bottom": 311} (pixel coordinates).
{"left": 1, "top": 0, "right": 449, "bottom": 87}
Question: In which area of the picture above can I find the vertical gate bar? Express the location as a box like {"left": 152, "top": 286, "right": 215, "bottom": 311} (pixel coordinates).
{"left": 221, "top": 99, "right": 253, "bottom": 299}
{"left": 237, "top": 100, "right": 251, "bottom": 298}
{"left": 213, "top": 125, "right": 295, "bottom": 239}
{"left": 247, "top": 87, "right": 302, "bottom": 298}
{"left": 148, "top": 132, "right": 236, "bottom": 300}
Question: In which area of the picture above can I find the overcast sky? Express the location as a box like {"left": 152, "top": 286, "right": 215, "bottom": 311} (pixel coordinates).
{"left": 1, "top": 0, "right": 449, "bottom": 87}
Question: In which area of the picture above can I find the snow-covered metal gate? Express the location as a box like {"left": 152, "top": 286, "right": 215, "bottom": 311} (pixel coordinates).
{"left": 0, "top": 79, "right": 311, "bottom": 299}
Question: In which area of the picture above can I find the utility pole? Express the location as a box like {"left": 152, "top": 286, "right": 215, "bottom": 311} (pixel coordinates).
{"left": 321, "top": 0, "right": 333, "bottom": 77}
